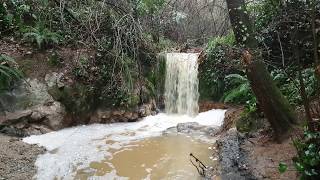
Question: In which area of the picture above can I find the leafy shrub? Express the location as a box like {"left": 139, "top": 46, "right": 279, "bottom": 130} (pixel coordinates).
{"left": 222, "top": 74, "right": 250, "bottom": 103}
{"left": 236, "top": 111, "right": 263, "bottom": 133}
{"left": 0, "top": 2, "right": 11, "bottom": 34}
{"left": 206, "top": 32, "right": 235, "bottom": 51}
{"left": 247, "top": 0, "right": 281, "bottom": 31}
{"left": 200, "top": 45, "right": 238, "bottom": 101}
{"left": 280, "top": 129, "right": 320, "bottom": 179}
{"left": 222, "top": 74, "right": 257, "bottom": 110}
{"left": 292, "top": 129, "right": 320, "bottom": 179}
{"left": 23, "top": 22, "right": 61, "bottom": 49}
{"left": 0, "top": 54, "right": 22, "bottom": 91}
{"left": 199, "top": 33, "right": 240, "bottom": 101}
{"left": 271, "top": 68, "right": 317, "bottom": 105}
{"left": 73, "top": 56, "right": 90, "bottom": 80}
{"left": 0, "top": 1, "right": 35, "bottom": 35}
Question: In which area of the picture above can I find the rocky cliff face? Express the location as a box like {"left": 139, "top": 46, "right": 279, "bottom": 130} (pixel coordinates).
{"left": 0, "top": 76, "right": 66, "bottom": 136}
{"left": 0, "top": 71, "right": 157, "bottom": 136}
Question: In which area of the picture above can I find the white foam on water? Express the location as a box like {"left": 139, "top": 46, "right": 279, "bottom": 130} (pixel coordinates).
{"left": 23, "top": 109, "right": 226, "bottom": 180}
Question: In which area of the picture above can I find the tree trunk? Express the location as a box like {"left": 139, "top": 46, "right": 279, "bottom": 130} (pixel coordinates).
{"left": 226, "top": 0, "right": 297, "bottom": 141}
{"left": 298, "top": 68, "right": 314, "bottom": 131}
{"left": 311, "top": 0, "right": 320, "bottom": 117}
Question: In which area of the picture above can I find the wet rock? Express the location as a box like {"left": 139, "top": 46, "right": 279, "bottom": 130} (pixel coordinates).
{"left": 217, "top": 128, "right": 256, "bottom": 180}
{"left": 138, "top": 104, "right": 152, "bottom": 117}
{"left": 45, "top": 72, "right": 64, "bottom": 88}
{"left": 112, "top": 110, "right": 124, "bottom": 116}
{"left": 30, "top": 111, "right": 45, "bottom": 122}
{"left": 3, "top": 110, "right": 32, "bottom": 123}
{"left": 177, "top": 122, "right": 201, "bottom": 133}
{"left": 33, "top": 101, "right": 66, "bottom": 130}
{"left": 163, "top": 122, "right": 219, "bottom": 137}
{"left": 124, "top": 112, "right": 133, "bottom": 119}
{"left": 138, "top": 100, "right": 157, "bottom": 118}
{"left": 129, "top": 112, "right": 139, "bottom": 122}
{"left": 0, "top": 79, "right": 54, "bottom": 112}
{"left": 0, "top": 101, "right": 66, "bottom": 136}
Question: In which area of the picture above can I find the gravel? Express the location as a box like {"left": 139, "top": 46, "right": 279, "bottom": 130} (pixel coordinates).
{"left": 0, "top": 134, "right": 44, "bottom": 180}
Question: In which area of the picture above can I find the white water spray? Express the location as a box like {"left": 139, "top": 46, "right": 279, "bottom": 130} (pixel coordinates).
{"left": 165, "top": 53, "right": 200, "bottom": 116}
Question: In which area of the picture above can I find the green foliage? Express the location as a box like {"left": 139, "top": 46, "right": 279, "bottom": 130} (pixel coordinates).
{"left": 137, "top": 0, "right": 166, "bottom": 16}
{"left": 23, "top": 22, "right": 61, "bottom": 49}
{"left": 271, "top": 68, "right": 317, "bottom": 105}
{"left": 200, "top": 46, "right": 232, "bottom": 101}
{"left": 145, "top": 56, "right": 166, "bottom": 103}
{"left": 206, "top": 32, "right": 235, "bottom": 51}
{"left": 0, "top": 0, "right": 35, "bottom": 35}
{"left": 278, "top": 162, "right": 288, "bottom": 174}
{"left": 199, "top": 33, "right": 239, "bottom": 101}
{"left": 222, "top": 74, "right": 250, "bottom": 103}
{"left": 236, "top": 111, "right": 263, "bottom": 133}
{"left": 71, "top": 51, "right": 143, "bottom": 109}
{"left": 156, "top": 37, "right": 177, "bottom": 51}
{"left": 247, "top": 0, "right": 281, "bottom": 31}
{"left": 279, "top": 129, "right": 320, "bottom": 179}
{"left": 73, "top": 56, "right": 90, "bottom": 80}
{"left": 0, "top": 54, "right": 22, "bottom": 91}
{"left": 222, "top": 74, "right": 257, "bottom": 112}
{"left": 0, "top": 2, "right": 11, "bottom": 33}
{"left": 293, "top": 129, "right": 320, "bottom": 179}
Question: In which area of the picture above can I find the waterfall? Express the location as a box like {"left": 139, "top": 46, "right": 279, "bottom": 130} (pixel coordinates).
{"left": 164, "top": 53, "right": 200, "bottom": 116}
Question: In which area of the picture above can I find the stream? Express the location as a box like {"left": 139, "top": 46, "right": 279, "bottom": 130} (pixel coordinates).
{"left": 23, "top": 53, "right": 226, "bottom": 179}
{"left": 23, "top": 110, "right": 226, "bottom": 179}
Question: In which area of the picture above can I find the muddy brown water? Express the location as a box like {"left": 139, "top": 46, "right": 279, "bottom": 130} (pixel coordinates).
{"left": 74, "top": 134, "right": 218, "bottom": 180}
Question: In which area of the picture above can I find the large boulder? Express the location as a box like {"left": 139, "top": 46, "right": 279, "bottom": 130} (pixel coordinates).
{"left": 0, "top": 79, "right": 54, "bottom": 112}
{"left": 0, "top": 101, "right": 66, "bottom": 136}
{"left": 0, "top": 73, "right": 68, "bottom": 136}
{"left": 31, "top": 101, "right": 66, "bottom": 130}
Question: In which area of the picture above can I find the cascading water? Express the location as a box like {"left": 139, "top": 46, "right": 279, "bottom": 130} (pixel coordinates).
{"left": 165, "top": 53, "right": 200, "bottom": 116}
{"left": 23, "top": 53, "right": 226, "bottom": 180}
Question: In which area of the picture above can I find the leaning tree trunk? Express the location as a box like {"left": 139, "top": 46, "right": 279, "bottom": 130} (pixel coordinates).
{"left": 226, "top": 0, "right": 297, "bottom": 141}
{"left": 311, "top": 0, "right": 320, "bottom": 78}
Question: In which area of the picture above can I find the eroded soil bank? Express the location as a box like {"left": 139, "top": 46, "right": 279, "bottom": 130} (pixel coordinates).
{"left": 216, "top": 107, "right": 299, "bottom": 180}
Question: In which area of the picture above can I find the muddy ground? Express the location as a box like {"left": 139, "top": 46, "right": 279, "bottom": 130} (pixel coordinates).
{"left": 217, "top": 128, "right": 299, "bottom": 180}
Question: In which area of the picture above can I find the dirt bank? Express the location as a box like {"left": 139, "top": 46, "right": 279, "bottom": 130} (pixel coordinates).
{"left": 217, "top": 106, "right": 299, "bottom": 180}
{"left": 0, "top": 134, "right": 44, "bottom": 180}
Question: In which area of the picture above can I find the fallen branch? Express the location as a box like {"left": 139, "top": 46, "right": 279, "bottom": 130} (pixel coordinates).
{"left": 189, "top": 153, "right": 207, "bottom": 177}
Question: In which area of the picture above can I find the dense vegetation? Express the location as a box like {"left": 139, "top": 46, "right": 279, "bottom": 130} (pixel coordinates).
{"left": 199, "top": 0, "right": 320, "bottom": 178}
{"left": 0, "top": 0, "right": 319, "bottom": 179}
